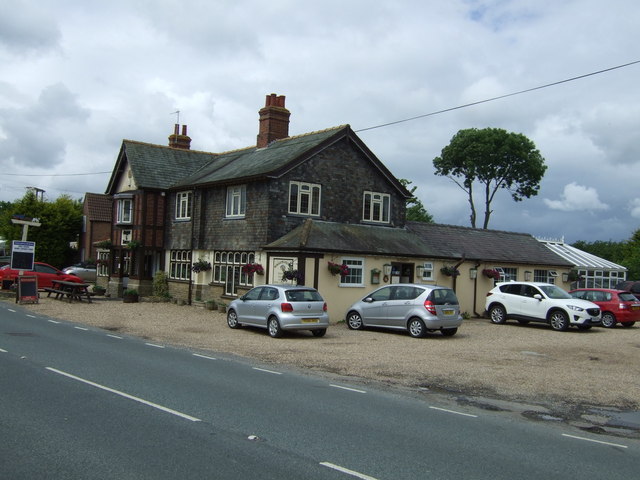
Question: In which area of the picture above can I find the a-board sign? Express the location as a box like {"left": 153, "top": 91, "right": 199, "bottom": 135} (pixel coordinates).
{"left": 11, "top": 240, "right": 35, "bottom": 271}
{"left": 16, "top": 275, "right": 38, "bottom": 304}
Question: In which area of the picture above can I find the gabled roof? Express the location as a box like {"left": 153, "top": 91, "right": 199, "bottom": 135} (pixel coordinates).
{"left": 405, "top": 222, "right": 573, "bottom": 266}
{"left": 106, "top": 141, "right": 216, "bottom": 193}
{"left": 264, "top": 219, "right": 434, "bottom": 257}
{"left": 84, "top": 193, "right": 112, "bottom": 222}
{"left": 539, "top": 240, "right": 627, "bottom": 271}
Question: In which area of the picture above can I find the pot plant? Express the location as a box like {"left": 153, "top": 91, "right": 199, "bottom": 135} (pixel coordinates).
{"left": 123, "top": 288, "right": 139, "bottom": 303}
{"left": 92, "top": 285, "right": 106, "bottom": 296}
{"left": 217, "top": 301, "right": 227, "bottom": 313}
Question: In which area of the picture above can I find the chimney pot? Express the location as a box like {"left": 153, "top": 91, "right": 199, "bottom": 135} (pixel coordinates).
{"left": 169, "top": 124, "right": 192, "bottom": 149}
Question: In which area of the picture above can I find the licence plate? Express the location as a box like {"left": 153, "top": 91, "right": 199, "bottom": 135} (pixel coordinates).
{"left": 632, "top": 305, "right": 639, "bottom": 310}
{"left": 442, "top": 309, "right": 455, "bottom": 316}
{"left": 301, "top": 318, "right": 319, "bottom": 323}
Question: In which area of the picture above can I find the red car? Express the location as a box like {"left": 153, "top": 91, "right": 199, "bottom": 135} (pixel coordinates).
{"left": 0, "top": 262, "right": 83, "bottom": 290}
{"left": 569, "top": 288, "right": 640, "bottom": 328}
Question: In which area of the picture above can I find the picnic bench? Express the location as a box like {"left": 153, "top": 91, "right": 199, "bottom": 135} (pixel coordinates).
{"left": 44, "top": 280, "right": 92, "bottom": 303}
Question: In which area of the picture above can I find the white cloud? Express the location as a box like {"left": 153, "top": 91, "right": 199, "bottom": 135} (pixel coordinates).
{"left": 629, "top": 198, "right": 640, "bottom": 219}
{"left": 544, "top": 183, "right": 609, "bottom": 212}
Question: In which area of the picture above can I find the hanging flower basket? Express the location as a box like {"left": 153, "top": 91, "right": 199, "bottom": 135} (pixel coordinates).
{"left": 482, "top": 268, "right": 501, "bottom": 280}
{"left": 125, "top": 240, "right": 141, "bottom": 250}
{"left": 95, "top": 240, "right": 113, "bottom": 249}
{"left": 281, "top": 269, "right": 303, "bottom": 284}
{"left": 327, "top": 261, "right": 349, "bottom": 276}
{"left": 440, "top": 266, "right": 460, "bottom": 277}
{"left": 192, "top": 259, "right": 212, "bottom": 273}
{"left": 567, "top": 270, "right": 583, "bottom": 282}
{"left": 242, "top": 263, "right": 264, "bottom": 275}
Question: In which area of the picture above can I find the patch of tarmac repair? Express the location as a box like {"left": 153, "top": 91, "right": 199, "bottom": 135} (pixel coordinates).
{"left": 452, "top": 394, "right": 640, "bottom": 440}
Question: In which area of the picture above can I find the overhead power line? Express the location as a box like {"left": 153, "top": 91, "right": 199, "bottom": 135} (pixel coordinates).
{"left": 355, "top": 60, "right": 640, "bottom": 133}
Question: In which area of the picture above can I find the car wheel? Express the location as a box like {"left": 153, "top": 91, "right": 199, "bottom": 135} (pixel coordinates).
{"left": 549, "top": 310, "right": 569, "bottom": 331}
{"left": 489, "top": 305, "right": 507, "bottom": 324}
{"left": 268, "top": 317, "right": 283, "bottom": 338}
{"left": 346, "top": 311, "right": 364, "bottom": 330}
{"left": 441, "top": 328, "right": 457, "bottom": 337}
{"left": 621, "top": 322, "right": 635, "bottom": 328}
{"left": 227, "top": 309, "right": 241, "bottom": 329}
{"left": 407, "top": 318, "right": 426, "bottom": 338}
{"left": 311, "top": 329, "right": 326, "bottom": 337}
{"left": 601, "top": 312, "right": 617, "bottom": 328}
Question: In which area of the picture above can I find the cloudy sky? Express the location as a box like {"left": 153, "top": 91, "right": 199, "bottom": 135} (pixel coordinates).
{"left": 1, "top": 0, "right": 639, "bottom": 244}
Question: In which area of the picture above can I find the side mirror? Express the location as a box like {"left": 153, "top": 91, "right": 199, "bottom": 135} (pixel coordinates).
{"left": 363, "top": 297, "right": 374, "bottom": 303}
{"left": 533, "top": 294, "right": 543, "bottom": 301}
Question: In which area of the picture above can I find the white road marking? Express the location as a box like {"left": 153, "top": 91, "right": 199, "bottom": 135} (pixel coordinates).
{"left": 145, "top": 343, "right": 165, "bottom": 348}
{"left": 0, "top": 348, "right": 7, "bottom": 353}
{"left": 562, "top": 434, "right": 628, "bottom": 448}
{"left": 26, "top": 314, "right": 36, "bottom": 318}
{"left": 107, "top": 334, "right": 123, "bottom": 339}
{"left": 429, "top": 406, "right": 478, "bottom": 418}
{"left": 193, "top": 353, "right": 217, "bottom": 361}
{"left": 74, "top": 326, "right": 89, "bottom": 331}
{"left": 253, "top": 367, "right": 282, "bottom": 375}
{"left": 46, "top": 367, "right": 201, "bottom": 422}
{"left": 330, "top": 384, "right": 367, "bottom": 394}
{"left": 8, "top": 309, "right": 16, "bottom": 313}
{"left": 320, "top": 462, "right": 379, "bottom": 480}
{"left": 47, "top": 320, "right": 61, "bottom": 324}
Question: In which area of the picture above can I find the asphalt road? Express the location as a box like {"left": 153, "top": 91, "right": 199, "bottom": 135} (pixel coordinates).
{"left": 1, "top": 303, "right": 639, "bottom": 479}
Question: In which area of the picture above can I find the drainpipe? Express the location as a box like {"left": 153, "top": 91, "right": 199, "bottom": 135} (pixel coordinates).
{"left": 472, "top": 261, "right": 482, "bottom": 317}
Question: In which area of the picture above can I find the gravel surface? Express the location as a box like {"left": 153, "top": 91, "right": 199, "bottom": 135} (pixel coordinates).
{"left": 13, "top": 295, "right": 640, "bottom": 414}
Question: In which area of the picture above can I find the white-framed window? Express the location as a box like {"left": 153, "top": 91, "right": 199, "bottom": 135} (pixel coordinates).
{"left": 170, "top": 250, "right": 192, "bottom": 280}
{"left": 97, "top": 250, "right": 109, "bottom": 277}
{"left": 289, "top": 181, "right": 320, "bottom": 216}
{"left": 340, "top": 257, "right": 364, "bottom": 286}
{"left": 117, "top": 198, "right": 133, "bottom": 224}
{"left": 363, "top": 191, "right": 390, "bottom": 223}
{"left": 225, "top": 185, "right": 246, "bottom": 218}
{"left": 498, "top": 267, "right": 517, "bottom": 282}
{"left": 175, "top": 191, "right": 192, "bottom": 220}
{"left": 420, "top": 262, "right": 434, "bottom": 280}
{"left": 534, "top": 269, "right": 556, "bottom": 284}
{"left": 212, "top": 251, "right": 256, "bottom": 295}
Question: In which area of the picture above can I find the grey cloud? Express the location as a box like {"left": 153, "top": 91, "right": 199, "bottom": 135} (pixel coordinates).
{"left": 0, "top": 1, "right": 61, "bottom": 53}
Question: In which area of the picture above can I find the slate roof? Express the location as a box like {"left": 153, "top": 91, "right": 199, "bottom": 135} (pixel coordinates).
{"left": 264, "top": 219, "right": 435, "bottom": 257}
{"left": 406, "top": 222, "right": 573, "bottom": 266}
{"left": 84, "top": 193, "right": 112, "bottom": 222}
{"left": 540, "top": 240, "right": 627, "bottom": 271}
{"left": 111, "top": 141, "right": 216, "bottom": 191}
{"left": 174, "top": 126, "right": 350, "bottom": 188}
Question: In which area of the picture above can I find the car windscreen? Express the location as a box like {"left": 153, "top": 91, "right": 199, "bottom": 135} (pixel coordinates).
{"left": 539, "top": 285, "right": 572, "bottom": 299}
{"left": 285, "top": 289, "right": 323, "bottom": 302}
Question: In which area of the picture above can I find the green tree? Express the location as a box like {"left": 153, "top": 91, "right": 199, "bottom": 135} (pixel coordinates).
{"left": 399, "top": 179, "right": 434, "bottom": 223}
{"left": 433, "top": 127, "right": 547, "bottom": 229}
{"left": 622, "top": 229, "right": 640, "bottom": 280}
{"left": 0, "top": 192, "right": 83, "bottom": 267}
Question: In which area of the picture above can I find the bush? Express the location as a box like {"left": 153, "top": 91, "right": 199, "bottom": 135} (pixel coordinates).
{"left": 153, "top": 271, "right": 170, "bottom": 298}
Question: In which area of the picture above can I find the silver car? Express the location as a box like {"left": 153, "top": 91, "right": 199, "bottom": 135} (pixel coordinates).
{"left": 227, "top": 284, "right": 330, "bottom": 338}
{"left": 62, "top": 263, "right": 97, "bottom": 283}
{"left": 346, "top": 284, "right": 462, "bottom": 337}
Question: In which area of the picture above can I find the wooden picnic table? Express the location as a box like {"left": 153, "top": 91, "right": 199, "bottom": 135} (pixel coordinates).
{"left": 45, "top": 280, "right": 92, "bottom": 303}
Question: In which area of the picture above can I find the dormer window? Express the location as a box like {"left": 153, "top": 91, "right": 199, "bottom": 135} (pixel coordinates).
{"left": 117, "top": 198, "right": 133, "bottom": 224}
{"left": 176, "top": 191, "right": 192, "bottom": 220}
{"left": 363, "top": 191, "right": 390, "bottom": 223}
{"left": 289, "top": 181, "right": 320, "bottom": 216}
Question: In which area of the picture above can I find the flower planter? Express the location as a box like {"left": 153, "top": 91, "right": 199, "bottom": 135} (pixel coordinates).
{"left": 123, "top": 293, "right": 139, "bottom": 303}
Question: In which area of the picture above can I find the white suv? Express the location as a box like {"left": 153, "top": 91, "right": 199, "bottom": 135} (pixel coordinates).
{"left": 485, "top": 282, "right": 601, "bottom": 331}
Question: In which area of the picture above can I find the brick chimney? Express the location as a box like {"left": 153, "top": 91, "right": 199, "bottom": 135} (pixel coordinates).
{"left": 168, "top": 124, "right": 191, "bottom": 149}
{"left": 256, "top": 93, "right": 290, "bottom": 148}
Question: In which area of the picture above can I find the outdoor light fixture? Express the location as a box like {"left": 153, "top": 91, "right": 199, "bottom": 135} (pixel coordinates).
{"left": 416, "top": 264, "right": 425, "bottom": 277}
{"left": 524, "top": 271, "right": 532, "bottom": 281}
{"left": 562, "top": 272, "right": 569, "bottom": 282}
{"left": 383, "top": 263, "right": 392, "bottom": 276}
{"left": 469, "top": 268, "right": 477, "bottom": 280}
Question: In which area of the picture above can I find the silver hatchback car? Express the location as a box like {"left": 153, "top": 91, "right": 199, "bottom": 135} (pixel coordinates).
{"left": 227, "top": 284, "right": 330, "bottom": 338}
{"left": 346, "top": 284, "right": 462, "bottom": 337}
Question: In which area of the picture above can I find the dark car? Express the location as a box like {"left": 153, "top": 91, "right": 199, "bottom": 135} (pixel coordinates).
{"left": 569, "top": 288, "right": 639, "bottom": 328}
{"left": 0, "top": 262, "right": 84, "bottom": 289}
{"left": 614, "top": 280, "right": 640, "bottom": 300}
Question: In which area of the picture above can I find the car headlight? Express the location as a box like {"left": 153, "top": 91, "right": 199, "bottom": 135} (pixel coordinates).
{"left": 566, "top": 304, "right": 584, "bottom": 312}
